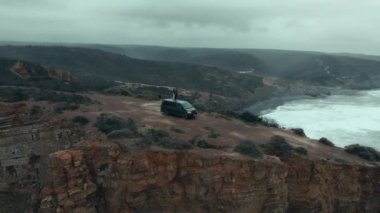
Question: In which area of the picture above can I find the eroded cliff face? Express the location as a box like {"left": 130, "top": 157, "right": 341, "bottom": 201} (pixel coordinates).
{"left": 0, "top": 104, "right": 87, "bottom": 212}
{"left": 1, "top": 102, "right": 379, "bottom": 212}
{"left": 38, "top": 144, "right": 380, "bottom": 213}
{"left": 39, "top": 150, "right": 97, "bottom": 213}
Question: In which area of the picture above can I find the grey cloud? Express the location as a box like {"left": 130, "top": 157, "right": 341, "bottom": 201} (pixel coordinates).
{"left": 0, "top": 0, "right": 380, "bottom": 54}
{"left": 119, "top": 4, "right": 263, "bottom": 32}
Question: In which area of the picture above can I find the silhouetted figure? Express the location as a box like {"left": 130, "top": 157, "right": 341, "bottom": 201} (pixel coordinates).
{"left": 172, "top": 87, "right": 178, "bottom": 101}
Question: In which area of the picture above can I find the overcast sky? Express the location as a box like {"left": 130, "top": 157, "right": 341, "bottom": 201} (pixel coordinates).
{"left": 1, "top": 0, "right": 380, "bottom": 54}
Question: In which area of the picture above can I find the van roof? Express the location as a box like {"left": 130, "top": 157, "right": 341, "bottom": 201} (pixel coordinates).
{"left": 163, "top": 98, "right": 189, "bottom": 104}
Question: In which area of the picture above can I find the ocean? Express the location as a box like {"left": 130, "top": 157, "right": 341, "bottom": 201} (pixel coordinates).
{"left": 261, "top": 90, "right": 380, "bottom": 150}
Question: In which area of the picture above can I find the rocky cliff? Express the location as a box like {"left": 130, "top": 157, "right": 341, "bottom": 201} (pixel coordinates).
{"left": 1, "top": 97, "right": 379, "bottom": 213}
{"left": 38, "top": 143, "right": 380, "bottom": 213}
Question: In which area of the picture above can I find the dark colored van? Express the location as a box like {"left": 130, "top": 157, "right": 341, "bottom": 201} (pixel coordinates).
{"left": 161, "top": 99, "right": 197, "bottom": 119}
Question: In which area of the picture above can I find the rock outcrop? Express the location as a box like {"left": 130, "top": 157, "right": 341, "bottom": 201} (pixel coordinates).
{"left": 0, "top": 104, "right": 86, "bottom": 212}
{"left": 10, "top": 60, "right": 78, "bottom": 82}
{"left": 39, "top": 150, "right": 97, "bottom": 213}
{"left": 38, "top": 144, "right": 380, "bottom": 213}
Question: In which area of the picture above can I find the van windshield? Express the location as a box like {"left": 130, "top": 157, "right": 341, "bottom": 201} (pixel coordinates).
{"left": 181, "top": 102, "right": 193, "bottom": 109}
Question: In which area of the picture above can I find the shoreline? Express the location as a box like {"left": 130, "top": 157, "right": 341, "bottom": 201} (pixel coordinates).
{"left": 244, "top": 87, "right": 370, "bottom": 115}
{"left": 244, "top": 95, "right": 313, "bottom": 115}
{"left": 251, "top": 88, "right": 380, "bottom": 151}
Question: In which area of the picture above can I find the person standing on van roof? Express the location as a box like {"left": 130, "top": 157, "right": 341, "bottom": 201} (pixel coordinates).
{"left": 172, "top": 87, "right": 178, "bottom": 101}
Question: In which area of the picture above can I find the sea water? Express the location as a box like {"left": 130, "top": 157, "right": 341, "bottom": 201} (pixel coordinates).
{"left": 261, "top": 90, "right": 380, "bottom": 150}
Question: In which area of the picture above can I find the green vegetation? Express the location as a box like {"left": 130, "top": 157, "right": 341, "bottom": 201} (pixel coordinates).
{"left": 145, "top": 128, "right": 170, "bottom": 142}
{"left": 30, "top": 105, "right": 42, "bottom": 115}
{"left": 294, "top": 147, "right": 308, "bottom": 155}
{"left": 35, "top": 91, "right": 92, "bottom": 103}
{"left": 204, "top": 127, "right": 221, "bottom": 139}
{"left": 208, "top": 130, "right": 221, "bottom": 139}
{"left": 0, "top": 86, "right": 92, "bottom": 104}
{"left": 234, "top": 140, "right": 263, "bottom": 159}
{"left": 203, "top": 126, "right": 212, "bottom": 131}
{"left": 189, "top": 136, "right": 215, "bottom": 149}
{"left": 334, "top": 158, "right": 349, "bottom": 164}
{"left": 94, "top": 113, "right": 136, "bottom": 134}
{"left": 239, "top": 111, "right": 264, "bottom": 123}
{"left": 157, "top": 137, "right": 193, "bottom": 150}
{"left": 0, "top": 87, "right": 28, "bottom": 102}
{"left": 223, "top": 111, "right": 280, "bottom": 128}
{"left": 107, "top": 129, "right": 136, "bottom": 139}
{"left": 141, "top": 128, "right": 194, "bottom": 150}
{"left": 318, "top": 137, "right": 335, "bottom": 147}
{"left": 170, "top": 127, "right": 185, "bottom": 134}
{"left": 53, "top": 102, "right": 79, "bottom": 113}
{"left": 344, "top": 144, "right": 380, "bottom": 161}
{"left": 262, "top": 135, "right": 294, "bottom": 157}
{"left": 72, "top": 115, "right": 89, "bottom": 125}
{"left": 291, "top": 128, "right": 306, "bottom": 137}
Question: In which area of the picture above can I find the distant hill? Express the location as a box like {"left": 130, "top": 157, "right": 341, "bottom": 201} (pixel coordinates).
{"left": 85, "top": 44, "right": 320, "bottom": 74}
{"left": 336, "top": 53, "right": 380, "bottom": 63}
{"left": 85, "top": 45, "right": 270, "bottom": 73}
{"left": 0, "top": 46, "right": 263, "bottom": 97}
{"left": 2, "top": 43, "right": 380, "bottom": 91}
{"left": 280, "top": 55, "right": 380, "bottom": 89}
{"left": 87, "top": 45, "right": 380, "bottom": 89}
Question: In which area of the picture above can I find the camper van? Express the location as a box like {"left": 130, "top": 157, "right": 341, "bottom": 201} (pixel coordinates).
{"left": 161, "top": 99, "right": 197, "bottom": 119}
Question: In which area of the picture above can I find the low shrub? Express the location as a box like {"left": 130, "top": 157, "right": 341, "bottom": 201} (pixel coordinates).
{"left": 35, "top": 91, "right": 92, "bottom": 104}
{"left": 334, "top": 158, "right": 349, "bottom": 164}
{"left": 234, "top": 140, "right": 263, "bottom": 159}
{"left": 190, "top": 136, "right": 215, "bottom": 149}
{"left": 54, "top": 102, "right": 79, "bottom": 113}
{"left": 263, "top": 135, "right": 294, "bottom": 157}
{"left": 0, "top": 87, "right": 92, "bottom": 104}
{"left": 318, "top": 137, "right": 335, "bottom": 147}
{"left": 205, "top": 127, "right": 220, "bottom": 139}
{"left": 133, "top": 138, "right": 152, "bottom": 149}
{"left": 145, "top": 128, "right": 170, "bottom": 141}
{"left": 291, "top": 128, "right": 306, "bottom": 137}
{"left": 157, "top": 138, "right": 193, "bottom": 150}
{"left": 221, "top": 111, "right": 280, "bottom": 128}
{"left": 30, "top": 105, "right": 42, "bottom": 116}
{"left": 208, "top": 130, "right": 221, "bottom": 139}
{"left": 240, "top": 111, "right": 263, "bottom": 123}
{"left": 294, "top": 147, "right": 308, "bottom": 155}
{"left": 142, "top": 128, "right": 193, "bottom": 150}
{"left": 94, "top": 113, "right": 136, "bottom": 134}
{"left": 107, "top": 129, "right": 136, "bottom": 139}
{"left": 344, "top": 144, "right": 380, "bottom": 161}
{"left": 0, "top": 87, "right": 28, "bottom": 102}
{"left": 261, "top": 118, "right": 280, "bottom": 128}
{"left": 170, "top": 127, "right": 185, "bottom": 134}
{"left": 203, "top": 126, "right": 212, "bottom": 131}
{"left": 72, "top": 115, "right": 89, "bottom": 125}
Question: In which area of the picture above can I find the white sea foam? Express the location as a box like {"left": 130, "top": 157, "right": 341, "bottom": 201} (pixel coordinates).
{"left": 262, "top": 90, "right": 380, "bottom": 150}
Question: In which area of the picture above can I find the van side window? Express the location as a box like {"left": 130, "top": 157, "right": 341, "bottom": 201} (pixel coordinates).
{"left": 164, "top": 101, "right": 175, "bottom": 107}
{"left": 176, "top": 103, "right": 183, "bottom": 109}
